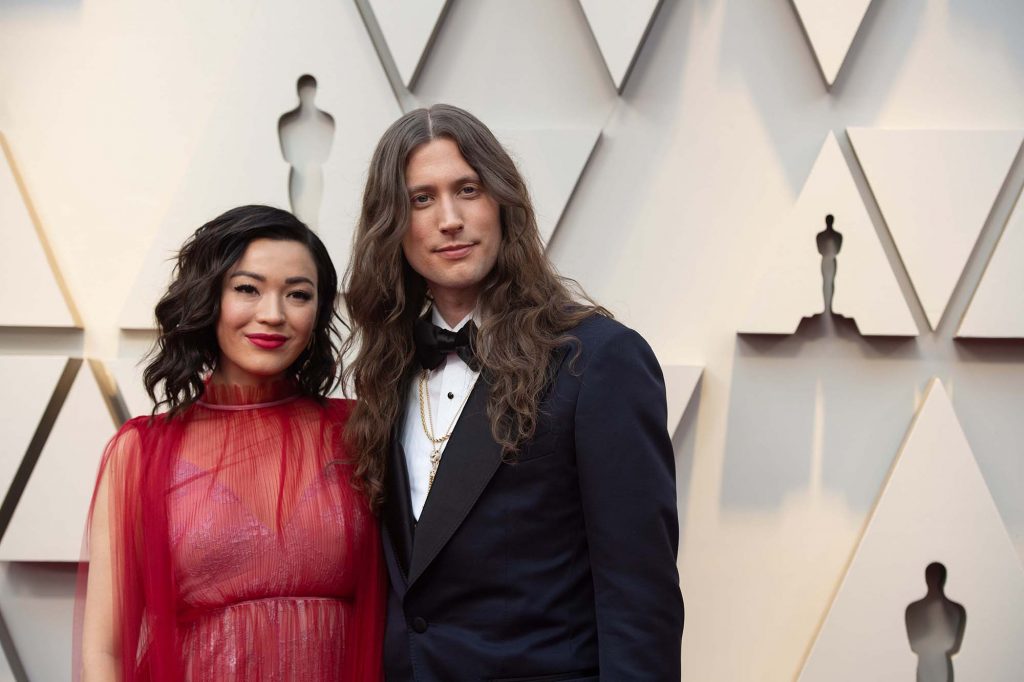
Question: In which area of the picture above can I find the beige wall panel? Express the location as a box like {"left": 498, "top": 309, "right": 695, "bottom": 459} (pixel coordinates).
{"left": 0, "top": 563, "right": 76, "bottom": 682}
{"left": 411, "top": 0, "right": 616, "bottom": 131}
{"left": 119, "top": 1, "right": 401, "bottom": 329}
{"left": 0, "top": 135, "right": 77, "bottom": 328}
{"left": 0, "top": 362, "right": 117, "bottom": 562}
{"left": 739, "top": 132, "right": 916, "bottom": 336}
{"left": 790, "top": 0, "right": 873, "bottom": 87}
{"left": 108, "top": 357, "right": 154, "bottom": 420}
{"left": 367, "top": 0, "right": 449, "bottom": 88}
{"left": 579, "top": 0, "right": 662, "bottom": 92}
{"left": 0, "top": 1, "right": 267, "bottom": 356}
{"left": 849, "top": 128, "right": 1023, "bottom": 330}
{"left": 959, "top": 189, "right": 1024, "bottom": 338}
{"left": 799, "top": 379, "right": 1024, "bottom": 681}
{"left": 662, "top": 364, "right": 702, "bottom": 436}
{"left": 0, "top": 356, "right": 68, "bottom": 503}
{"left": 495, "top": 128, "right": 601, "bottom": 246}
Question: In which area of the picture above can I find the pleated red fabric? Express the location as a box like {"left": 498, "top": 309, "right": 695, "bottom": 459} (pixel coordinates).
{"left": 75, "top": 382, "right": 384, "bottom": 681}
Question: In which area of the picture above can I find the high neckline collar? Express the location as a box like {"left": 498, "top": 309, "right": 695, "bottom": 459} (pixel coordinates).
{"left": 199, "top": 378, "right": 301, "bottom": 410}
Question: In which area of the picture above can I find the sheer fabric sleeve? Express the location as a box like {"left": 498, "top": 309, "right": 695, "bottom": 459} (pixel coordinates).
{"left": 333, "top": 399, "right": 386, "bottom": 682}
{"left": 75, "top": 418, "right": 142, "bottom": 681}
{"left": 345, "top": 511, "right": 385, "bottom": 681}
{"left": 74, "top": 415, "right": 185, "bottom": 682}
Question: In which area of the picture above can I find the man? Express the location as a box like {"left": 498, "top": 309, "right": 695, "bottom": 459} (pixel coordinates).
{"left": 343, "top": 104, "right": 683, "bottom": 680}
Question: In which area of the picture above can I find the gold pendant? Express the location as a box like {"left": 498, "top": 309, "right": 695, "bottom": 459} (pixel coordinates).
{"left": 428, "top": 447, "right": 442, "bottom": 491}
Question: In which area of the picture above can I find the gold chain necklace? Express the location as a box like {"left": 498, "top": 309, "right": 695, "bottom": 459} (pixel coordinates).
{"left": 418, "top": 367, "right": 476, "bottom": 492}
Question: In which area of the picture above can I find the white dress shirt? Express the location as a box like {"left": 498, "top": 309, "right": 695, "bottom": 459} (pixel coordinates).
{"left": 400, "top": 308, "right": 481, "bottom": 519}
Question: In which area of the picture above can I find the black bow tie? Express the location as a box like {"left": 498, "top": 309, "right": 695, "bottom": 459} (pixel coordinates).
{"left": 414, "top": 317, "right": 479, "bottom": 371}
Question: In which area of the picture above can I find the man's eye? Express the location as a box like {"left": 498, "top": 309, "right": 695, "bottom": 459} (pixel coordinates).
{"left": 234, "top": 284, "right": 258, "bottom": 295}
{"left": 412, "top": 194, "right": 431, "bottom": 205}
{"left": 460, "top": 185, "right": 479, "bottom": 196}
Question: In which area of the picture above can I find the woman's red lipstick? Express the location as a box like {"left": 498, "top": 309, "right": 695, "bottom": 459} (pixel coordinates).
{"left": 246, "top": 334, "right": 288, "bottom": 350}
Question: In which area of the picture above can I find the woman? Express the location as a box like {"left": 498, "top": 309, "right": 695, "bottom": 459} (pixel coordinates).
{"left": 77, "top": 205, "right": 383, "bottom": 681}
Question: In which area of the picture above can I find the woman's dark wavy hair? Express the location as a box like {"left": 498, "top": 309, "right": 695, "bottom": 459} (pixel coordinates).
{"left": 143, "top": 205, "right": 342, "bottom": 416}
{"left": 343, "top": 104, "right": 607, "bottom": 510}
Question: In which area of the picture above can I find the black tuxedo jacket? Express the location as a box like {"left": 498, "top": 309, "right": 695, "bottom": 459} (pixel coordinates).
{"left": 382, "top": 315, "right": 684, "bottom": 681}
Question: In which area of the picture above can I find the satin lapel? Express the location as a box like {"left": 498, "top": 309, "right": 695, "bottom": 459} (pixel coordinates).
{"left": 407, "top": 375, "right": 502, "bottom": 587}
{"left": 383, "top": 417, "right": 415, "bottom": 583}
{"left": 381, "top": 525, "right": 409, "bottom": 600}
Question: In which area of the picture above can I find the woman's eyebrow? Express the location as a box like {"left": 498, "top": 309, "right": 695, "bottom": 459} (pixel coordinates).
{"left": 229, "top": 272, "right": 314, "bottom": 287}
{"left": 229, "top": 270, "right": 265, "bottom": 281}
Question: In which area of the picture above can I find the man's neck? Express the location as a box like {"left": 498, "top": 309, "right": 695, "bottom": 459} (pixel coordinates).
{"left": 432, "top": 291, "right": 480, "bottom": 328}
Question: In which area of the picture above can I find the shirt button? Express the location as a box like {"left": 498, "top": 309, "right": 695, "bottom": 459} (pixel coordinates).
{"left": 447, "top": 392, "right": 455, "bottom": 400}
{"left": 411, "top": 616, "right": 428, "bottom": 633}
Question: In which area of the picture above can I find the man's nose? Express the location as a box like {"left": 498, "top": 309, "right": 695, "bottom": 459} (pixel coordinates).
{"left": 438, "top": 195, "right": 464, "bottom": 234}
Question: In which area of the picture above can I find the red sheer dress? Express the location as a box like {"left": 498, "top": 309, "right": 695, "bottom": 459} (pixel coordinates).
{"left": 76, "top": 382, "right": 384, "bottom": 681}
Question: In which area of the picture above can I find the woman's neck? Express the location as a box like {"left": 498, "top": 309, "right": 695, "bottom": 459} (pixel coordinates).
{"left": 209, "top": 366, "right": 286, "bottom": 388}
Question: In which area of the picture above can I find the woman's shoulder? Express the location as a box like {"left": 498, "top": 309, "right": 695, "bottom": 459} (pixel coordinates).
{"left": 115, "top": 412, "right": 175, "bottom": 436}
{"left": 97, "top": 415, "right": 154, "bottom": 476}
{"left": 108, "top": 415, "right": 148, "bottom": 447}
{"left": 103, "top": 412, "right": 178, "bottom": 459}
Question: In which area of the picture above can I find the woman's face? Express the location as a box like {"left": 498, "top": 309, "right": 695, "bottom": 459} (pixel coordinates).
{"left": 214, "top": 238, "right": 319, "bottom": 386}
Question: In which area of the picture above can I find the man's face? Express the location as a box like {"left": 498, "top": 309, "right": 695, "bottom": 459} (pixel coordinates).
{"left": 402, "top": 137, "right": 501, "bottom": 306}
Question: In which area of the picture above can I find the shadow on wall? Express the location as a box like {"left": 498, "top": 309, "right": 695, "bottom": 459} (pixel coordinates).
{"left": 544, "top": 0, "right": 694, "bottom": 284}
{"left": 722, "top": 208, "right": 919, "bottom": 513}
{"left": 0, "top": 562, "right": 77, "bottom": 682}
{"left": 949, "top": 0, "right": 1024, "bottom": 68}
{"left": 906, "top": 561, "right": 966, "bottom": 682}
{"left": 0, "top": 0, "right": 81, "bottom": 12}
{"left": 717, "top": 0, "right": 924, "bottom": 193}
{"left": 278, "top": 74, "right": 336, "bottom": 229}
{"left": 721, "top": 314, "right": 916, "bottom": 513}
{"left": 672, "top": 373, "right": 703, "bottom": 551}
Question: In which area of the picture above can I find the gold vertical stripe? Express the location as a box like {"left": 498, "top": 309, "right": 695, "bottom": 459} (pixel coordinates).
{"left": 87, "top": 358, "right": 132, "bottom": 426}
{"left": 0, "top": 132, "right": 83, "bottom": 327}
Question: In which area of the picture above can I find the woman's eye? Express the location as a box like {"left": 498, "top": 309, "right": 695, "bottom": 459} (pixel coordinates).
{"left": 289, "top": 290, "right": 314, "bottom": 302}
{"left": 234, "top": 284, "right": 258, "bottom": 295}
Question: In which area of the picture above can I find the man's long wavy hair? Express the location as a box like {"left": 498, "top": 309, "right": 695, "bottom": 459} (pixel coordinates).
{"left": 343, "top": 104, "right": 607, "bottom": 510}
{"left": 144, "top": 205, "right": 343, "bottom": 417}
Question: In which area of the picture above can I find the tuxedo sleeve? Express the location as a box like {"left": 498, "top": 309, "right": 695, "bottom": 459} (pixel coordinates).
{"left": 574, "top": 325, "right": 684, "bottom": 679}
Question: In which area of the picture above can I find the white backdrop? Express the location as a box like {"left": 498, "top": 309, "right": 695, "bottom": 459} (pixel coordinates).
{"left": 2, "top": 1, "right": 1024, "bottom": 679}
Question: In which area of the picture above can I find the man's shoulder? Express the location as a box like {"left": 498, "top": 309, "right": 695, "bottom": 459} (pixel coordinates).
{"left": 566, "top": 313, "right": 642, "bottom": 349}
{"left": 558, "top": 314, "right": 658, "bottom": 373}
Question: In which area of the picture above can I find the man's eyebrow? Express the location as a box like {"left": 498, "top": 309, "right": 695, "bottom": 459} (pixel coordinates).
{"left": 407, "top": 175, "right": 481, "bottom": 194}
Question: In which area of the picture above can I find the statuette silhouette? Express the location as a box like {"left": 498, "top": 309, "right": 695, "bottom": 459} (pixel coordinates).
{"left": 905, "top": 562, "right": 966, "bottom": 682}
{"left": 816, "top": 214, "right": 843, "bottom": 314}
{"left": 278, "top": 74, "right": 335, "bottom": 227}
